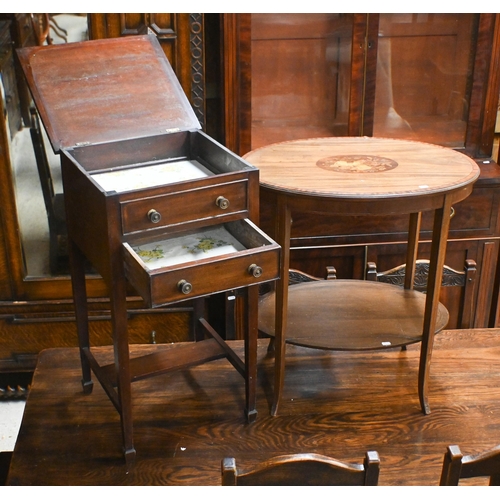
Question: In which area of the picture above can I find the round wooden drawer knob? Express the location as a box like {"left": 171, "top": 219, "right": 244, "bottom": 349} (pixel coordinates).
{"left": 216, "top": 196, "right": 230, "bottom": 209}
{"left": 148, "top": 209, "right": 162, "bottom": 223}
{"left": 177, "top": 279, "right": 193, "bottom": 294}
{"left": 248, "top": 264, "right": 263, "bottom": 278}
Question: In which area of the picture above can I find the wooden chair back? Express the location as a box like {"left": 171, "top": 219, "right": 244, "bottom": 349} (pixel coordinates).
{"left": 30, "top": 14, "right": 51, "bottom": 45}
{"left": 221, "top": 451, "right": 380, "bottom": 486}
{"left": 440, "top": 444, "right": 500, "bottom": 485}
{"left": 366, "top": 258, "right": 477, "bottom": 329}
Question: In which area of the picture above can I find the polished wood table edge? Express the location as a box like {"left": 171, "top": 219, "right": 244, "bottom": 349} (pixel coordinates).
{"left": 244, "top": 137, "right": 480, "bottom": 199}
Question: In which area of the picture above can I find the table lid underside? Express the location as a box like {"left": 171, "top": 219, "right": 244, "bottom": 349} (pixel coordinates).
{"left": 17, "top": 34, "right": 200, "bottom": 153}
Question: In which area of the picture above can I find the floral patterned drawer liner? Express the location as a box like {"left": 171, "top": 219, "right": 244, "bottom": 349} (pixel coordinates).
{"left": 132, "top": 226, "right": 246, "bottom": 270}
{"left": 91, "top": 159, "right": 213, "bottom": 193}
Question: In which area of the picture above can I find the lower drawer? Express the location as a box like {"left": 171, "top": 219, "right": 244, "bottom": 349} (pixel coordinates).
{"left": 123, "top": 219, "right": 281, "bottom": 307}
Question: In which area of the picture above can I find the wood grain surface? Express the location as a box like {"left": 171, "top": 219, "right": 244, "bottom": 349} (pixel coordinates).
{"left": 258, "top": 280, "right": 449, "bottom": 350}
{"left": 17, "top": 34, "right": 199, "bottom": 152}
{"left": 244, "top": 137, "right": 479, "bottom": 199}
{"left": 7, "top": 328, "right": 500, "bottom": 486}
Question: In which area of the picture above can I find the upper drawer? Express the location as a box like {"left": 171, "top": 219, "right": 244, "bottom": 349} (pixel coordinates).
{"left": 123, "top": 219, "right": 280, "bottom": 308}
{"left": 121, "top": 179, "right": 249, "bottom": 235}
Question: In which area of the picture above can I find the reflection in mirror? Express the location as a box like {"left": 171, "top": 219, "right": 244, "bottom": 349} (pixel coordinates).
{"left": 11, "top": 14, "right": 89, "bottom": 277}
{"left": 250, "top": 13, "right": 354, "bottom": 150}
{"left": 373, "top": 13, "right": 477, "bottom": 148}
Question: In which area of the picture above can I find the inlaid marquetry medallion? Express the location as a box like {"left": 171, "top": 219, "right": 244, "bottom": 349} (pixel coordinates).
{"left": 317, "top": 155, "right": 398, "bottom": 173}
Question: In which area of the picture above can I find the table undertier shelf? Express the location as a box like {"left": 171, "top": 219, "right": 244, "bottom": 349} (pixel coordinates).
{"left": 258, "top": 280, "right": 449, "bottom": 351}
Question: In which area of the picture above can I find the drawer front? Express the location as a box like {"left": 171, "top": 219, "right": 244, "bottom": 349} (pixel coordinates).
{"left": 0, "top": 307, "right": 192, "bottom": 372}
{"left": 121, "top": 180, "right": 249, "bottom": 235}
{"left": 147, "top": 249, "right": 280, "bottom": 306}
{"left": 123, "top": 220, "right": 280, "bottom": 308}
{"left": 447, "top": 185, "right": 500, "bottom": 237}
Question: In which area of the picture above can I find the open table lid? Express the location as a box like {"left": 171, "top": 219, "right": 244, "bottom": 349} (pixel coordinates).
{"left": 17, "top": 34, "right": 201, "bottom": 153}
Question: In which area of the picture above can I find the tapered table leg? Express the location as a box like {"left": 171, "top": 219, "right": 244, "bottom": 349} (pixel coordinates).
{"left": 404, "top": 212, "right": 422, "bottom": 290}
{"left": 418, "top": 196, "right": 453, "bottom": 414}
{"left": 68, "top": 237, "right": 93, "bottom": 394}
{"left": 110, "top": 273, "right": 136, "bottom": 465}
{"left": 272, "top": 197, "right": 291, "bottom": 416}
{"left": 245, "top": 285, "right": 259, "bottom": 422}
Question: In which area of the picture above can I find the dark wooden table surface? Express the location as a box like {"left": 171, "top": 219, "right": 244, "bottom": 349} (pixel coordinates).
{"left": 7, "top": 328, "right": 500, "bottom": 486}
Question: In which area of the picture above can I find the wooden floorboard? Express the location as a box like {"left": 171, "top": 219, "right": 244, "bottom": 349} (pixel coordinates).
{"left": 6, "top": 328, "right": 500, "bottom": 486}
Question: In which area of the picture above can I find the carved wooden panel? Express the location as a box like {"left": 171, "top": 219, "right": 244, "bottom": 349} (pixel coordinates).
{"left": 115, "top": 13, "right": 149, "bottom": 36}
{"left": 189, "top": 13, "right": 205, "bottom": 128}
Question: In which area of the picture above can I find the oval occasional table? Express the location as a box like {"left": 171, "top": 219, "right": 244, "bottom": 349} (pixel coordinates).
{"left": 244, "top": 137, "right": 480, "bottom": 416}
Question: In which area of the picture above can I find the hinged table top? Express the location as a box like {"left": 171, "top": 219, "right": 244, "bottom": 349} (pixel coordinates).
{"left": 17, "top": 34, "right": 200, "bottom": 153}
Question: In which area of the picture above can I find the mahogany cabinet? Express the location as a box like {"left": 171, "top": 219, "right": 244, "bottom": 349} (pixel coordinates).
{"left": 220, "top": 13, "right": 500, "bottom": 328}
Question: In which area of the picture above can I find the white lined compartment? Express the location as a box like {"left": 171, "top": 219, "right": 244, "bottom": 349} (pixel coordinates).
{"left": 91, "top": 159, "right": 213, "bottom": 193}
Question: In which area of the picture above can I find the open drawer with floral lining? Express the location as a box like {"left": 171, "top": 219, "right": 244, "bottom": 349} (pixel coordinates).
{"left": 123, "top": 220, "right": 280, "bottom": 308}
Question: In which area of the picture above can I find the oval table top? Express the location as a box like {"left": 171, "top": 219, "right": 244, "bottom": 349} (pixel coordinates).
{"left": 244, "top": 136, "right": 480, "bottom": 202}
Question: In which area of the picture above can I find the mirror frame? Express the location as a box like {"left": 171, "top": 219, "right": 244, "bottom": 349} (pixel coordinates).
{"left": 0, "top": 13, "right": 207, "bottom": 301}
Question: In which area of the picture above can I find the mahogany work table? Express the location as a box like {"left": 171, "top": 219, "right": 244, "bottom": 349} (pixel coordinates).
{"left": 17, "top": 35, "right": 280, "bottom": 465}
{"left": 244, "top": 136, "right": 479, "bottom": 416}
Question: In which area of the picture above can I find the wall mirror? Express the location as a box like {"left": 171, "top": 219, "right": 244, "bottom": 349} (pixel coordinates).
{"left": 11, "top": 14, "right": 89, "bottom": 277}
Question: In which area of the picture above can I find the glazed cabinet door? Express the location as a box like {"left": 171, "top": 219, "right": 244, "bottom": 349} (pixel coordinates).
{"left": 224, "top": 13, "right": 500, "bottom": 158}
{"left": 372, "top": 14, "right": 478, "bottom": 148}
{"left": 0, "top": 14, "right": 211, "bottom": 377}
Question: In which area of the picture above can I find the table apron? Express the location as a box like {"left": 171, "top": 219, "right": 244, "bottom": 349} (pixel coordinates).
{"left": 260, "top": 184, "right": 474, "bottom": 216}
